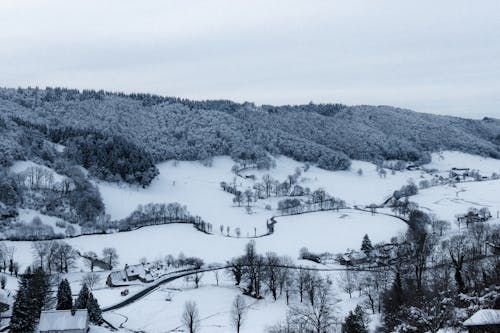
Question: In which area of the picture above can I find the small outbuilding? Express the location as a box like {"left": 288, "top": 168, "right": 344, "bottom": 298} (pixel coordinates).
{"left": 463, "top": 309, "right": 500, "bottom": 333}
{"left": 39, "top": 309, "right": 89, "bottom": 333}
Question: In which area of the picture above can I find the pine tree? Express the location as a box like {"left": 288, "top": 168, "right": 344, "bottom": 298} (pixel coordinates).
{"left": 9, "top": 267, "right": 50, "bottom": 333}
{"left": 342, "top": 305, "right": 368, "bottom": 333}
{"left": 87, "top": 292, "right": 103, "bottom": 324}
{"left": 360, "top": 234, "right": 373, "bottom": 256}
{"left": 75, "top": 283, "right": 90, "bottom": 309}
{"left": 29, "top": 267, "right": 51, "bottom": 316}
{"left": 9, "top": 274, "right": 35, "bottom": 333}
{"left": 56, "top": 279, "right": 73, "bottom": 310}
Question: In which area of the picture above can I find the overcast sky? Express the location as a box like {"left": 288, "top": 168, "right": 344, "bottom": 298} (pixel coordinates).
{"left": 1, "top": 0, "right": 499, "bottom": 118}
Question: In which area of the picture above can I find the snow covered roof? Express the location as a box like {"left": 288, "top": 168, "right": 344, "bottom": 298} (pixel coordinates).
{"left": 463, "top": 309, "right": 500, "bottom": 326}
{"left": 126, "top": 264, "right": 147, "bottom": 277}
{"left": 109, "top": 270, "right": 128, "bottom": 285}
{"left": 39, "top": 309, "right": 88, "bottom": 331}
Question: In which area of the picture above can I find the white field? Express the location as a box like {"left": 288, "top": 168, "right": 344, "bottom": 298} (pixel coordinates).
{"left": 5, "top": 151, "right": 500, "bottom": 333}
{"left": 5, "top": 209, "right": 405, "bottom": 271}
{"left": 426, "top": 151, "right": 500, "bottom": 176}
{"left": 97, "top": 156, "right": 422, "bottom": 236}
{"left": 413, "top": 181, "right": 500, "bottom": 223}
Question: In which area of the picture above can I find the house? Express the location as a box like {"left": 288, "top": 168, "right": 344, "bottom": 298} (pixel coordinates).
{"left": 39, "top": 309, "right": 89, "bottom": 333}
{"left": 450, "top": 168, "right": 470, "bottom": 180}
{"left": 338, "top": 250, "right": 368, "bottom": 266}
{"left": 106, "top": 263, "right": 154, "bottom": 287}
{"left": 463, "top": 309, "right": 500, "bottom": 332}
{"left": 456, "top": 210, "right": 491, "bottom": 227}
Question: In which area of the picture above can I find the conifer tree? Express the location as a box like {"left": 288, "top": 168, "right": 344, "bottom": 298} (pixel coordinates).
{"left": 10, "top": 267, "right": 50, "bottom": 333}
{"left": 56, "top": 279, "right": 73, "bottom": 310}
{"left": 9, "top": 274, "right": 34, "bottom": 333}
{"left": 87, "top": 292, "right": 103, "bottom": 324}
{"left": 360, "top": 234, "right": 373, "bottom": 256}
{"left": 75, "top": 283, "right": 90, "bottom": 309}
{"left": 342, "top": 305, "right": 368, "bottom": 333}
{"left": 29, "top": 267, "right": 51, "bottom": 315}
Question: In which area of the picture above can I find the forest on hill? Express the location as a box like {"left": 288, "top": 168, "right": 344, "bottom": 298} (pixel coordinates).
{"left": 1, "top": 86, "right": 500, "bottom": 187}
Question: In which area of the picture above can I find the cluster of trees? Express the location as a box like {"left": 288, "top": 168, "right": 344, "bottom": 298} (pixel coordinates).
{"left": 56, "top": 280, "right": 103, "bottom": 324}
{"left": 392, "top": 181, "right": 419, "bottom": 200}
{"left": 0, "top": 163, "right": 106, "bottom": 240}
{"left": 7, "top": 87, "right": 500, "bottom": 174}
{"left": 0, "top": 243, "right": 19, "bottom": 276}
{"left": 117, "top": 202, "right": 211, "bottom": 233}
{"left": 278, "top": 188, "right": 346, "bottom": 215}
{"left": 349, "top": 200, "right": 500, "bottom": 332}
{"left": 9, "top": 272, "right": 103, "bottom": 333}
{"left": 31, "top": 240, "right": 79, "bottom": 274}
{"left": 227, "top": 242, "right": 345, "bottom": 332}
{"left": 378, "top": 221, "right": 500, "bottom": 332}
{"left": 8, "top": 216, "right": 63, "bottom": 241}
{"left": 64, "top": 132, "right": 159, "bottom": 186}
{"left": 224, "top": 169, "right": 348, "bottom": 217}
{"left": 223, "top": 168, "right": 311, "bottom": 208}
{"left": 75, "top": 247, "right": 120, "bottom": 271}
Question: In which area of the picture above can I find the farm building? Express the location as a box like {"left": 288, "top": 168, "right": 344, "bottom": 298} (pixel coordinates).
{"left": 338, "top": 250, "right": 368, "bottom": 266}
{"left": 106, "top": 263, "right": 154, "bottom": 287}
{"left": 38, "top": 309, "right": 89, "bottom": 333}
{"left": 463, "top": 309, "right": 500, "bottom": 332}
{"left": 456, "top": 209, "right": 492, "bottom": 227}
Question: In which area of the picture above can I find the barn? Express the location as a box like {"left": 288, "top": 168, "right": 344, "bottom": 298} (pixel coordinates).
{"left": 39, "top": 309, "right": 89, "bottom": 333}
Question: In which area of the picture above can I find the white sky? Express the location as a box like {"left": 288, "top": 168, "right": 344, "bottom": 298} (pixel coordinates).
{"left": 1, "top": 0, "right": 499, "bottom": 118}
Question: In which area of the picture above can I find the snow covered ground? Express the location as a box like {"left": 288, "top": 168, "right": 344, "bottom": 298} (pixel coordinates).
{"left": 103, "top": 269, "right": 378, "bottom": 333}
{"left": 5, "top": 209, "right": 405, "bottom": 271}
{"left": 413, "top": 180, "right": 500, "bottom": 223}
{"left": 4, "top": 151, "right": 500, "bottom": 332}
{"left": 97, "top": 156, "right": 421, "bottom": 236}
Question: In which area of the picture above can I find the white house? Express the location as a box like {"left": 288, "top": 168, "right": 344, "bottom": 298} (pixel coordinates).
{"left": 38, "top": 309, "right": 89, "bottom": 333}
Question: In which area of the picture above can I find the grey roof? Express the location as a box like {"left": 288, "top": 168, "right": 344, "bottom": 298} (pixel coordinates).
{"left": 39, "top": 309, "right": 88, "bottom": 331}
{"left": 463, "top": 309, "right": 500, "bottom": 326}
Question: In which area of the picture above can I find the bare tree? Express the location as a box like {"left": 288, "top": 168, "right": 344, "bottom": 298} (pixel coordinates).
{"left": 262, "top": 174, "right": 273, "bottom": 198}
{"left": 82, "top": 251, "right": 98, "bottom": 272}
{"left": 244, "top": 189, "right": 254, "bottom": 207}
{"left": 296, "top": 267, "right": 308, "bottom": 303}
{"left": 214, "top": 270, "right": 220, "bottom": 286}
{"left": 32, "top": 241, "right": 50, "bottom": 269}
{"left": 264, "top": 252, "right": 280, "bottom": 301}
{"left": 102, "top": 247, "right": 119, "bottom": 269}
{"left": 230, "top": 295, "right": 248, "bottom": 333}
{"left": 82, "top": 272, "right": 101, "bottom": 290}
{"left": 193, "top": 272, "right": 203, "bottom": 288}
{"left": 182, "top": 300, "right": 200, "bottom": 333}
{"left": 288, "top": 277, "right": 337, "bottom": 333}
{"left": 443, "top": 234, "right": 470, "bottom": 292}
{"left": 338, "top": 270, "right": 357, "bottom": 299}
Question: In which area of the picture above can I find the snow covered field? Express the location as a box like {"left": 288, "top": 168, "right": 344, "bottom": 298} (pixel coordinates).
{"left": 97, "top": 156, "right": 420, "bottom": 236}
{"left": 413, "top": 180, "right": 500, "bottom": 223}
{"left": 4, "top": 151, "right": 500, "bottom": 333}
{"left": 5, "top": 209, "right": 406, "bottom": 270}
